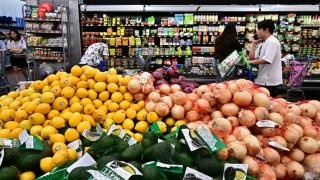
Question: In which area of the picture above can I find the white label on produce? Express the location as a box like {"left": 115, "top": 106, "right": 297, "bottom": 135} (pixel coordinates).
{"left": 0, "top": 149, "right": 4, "bottom": 166}
{"left": 18, "top": 129, "right": 29, "bottom": 145}
{"left": 99, "top": 161, "right": 142, "bottom": 180}
{"left": 26, "top": 136, "right": 34, "bottom": 149}
{"left": 223, "top": 163, "right": 248, "bottom": 180}
{"left": 268, "top": 140, "right": 290, "bottom": 151}
{"left": 197, "top": 125, "right": 217, "bottom": 151}
{"left": 67, "top": 139, "right": 83, "bottom": 158}
{"left": 181, "top": 129, "right": 205, "bottom": 152}
{"left": 67, "top": 153, "right": 96, "bottom": 173}
{"left": 256, "top": 120, "right": 278, "bottom": 128}
{"left": 87, "top": 170, "right": 111, "bottom": 180}
{"left": 183, "top": 167, "right": 213, "bottom": 180}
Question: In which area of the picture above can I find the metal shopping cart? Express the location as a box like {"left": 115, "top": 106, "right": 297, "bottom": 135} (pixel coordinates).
{"left": 0, "top": 50, "right": 10, "bottom": 92}
{"left": 285, "top": 55, "right": 315, "bottom": 102}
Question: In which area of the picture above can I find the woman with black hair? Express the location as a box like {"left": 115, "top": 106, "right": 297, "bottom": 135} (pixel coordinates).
{"left": 214, "top": 24, "right": 242, "bottom": 61}
{"left": 7, "top": 30, "right": 27, "bottom": 85}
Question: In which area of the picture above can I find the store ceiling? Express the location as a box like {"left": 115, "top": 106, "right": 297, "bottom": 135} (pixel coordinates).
{"left": 83, "top": 0, "right": 320, "bottom": 5}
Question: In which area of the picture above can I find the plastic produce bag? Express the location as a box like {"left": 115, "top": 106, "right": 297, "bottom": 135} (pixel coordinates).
{"left": 39, "top": 63, "right": 54, "bottom": 79}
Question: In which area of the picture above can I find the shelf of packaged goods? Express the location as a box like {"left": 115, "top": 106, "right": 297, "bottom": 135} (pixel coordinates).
{"left": 301, "top": 25, "right": 320, "bottom": 28}
{"left": 192, "top": 52, "right": 214, "bottom": 55}
{"left": 28, "top": 44, "right": 63, "bottom": 48}
{"left": 82, "top": 24, "right": 194, "bottom": 27}
{"left": 193, "top": 21, "right": 246, "bottom": 25}
{"left": 302, "top": 36, "right": 320, "bottom": 39}
{"left": 110, "top": 55, "right": 191, "bottom": 58}
{"left": 31, "top": 57, "right": 64, "bottom": 61}
{"left": 26, "top": 30, "right": 62, "bottom": 34}
{"left": 185, "top": 77, "right": 217, "bottom": 83}
{"left": 82, "top": 35, "right": 194, "bottom": 38}
{"left": 24, "top": 18, "right": 62, "bottom": 22}
{"left": 193, "top": 43, "right": 215, "bottom": 45}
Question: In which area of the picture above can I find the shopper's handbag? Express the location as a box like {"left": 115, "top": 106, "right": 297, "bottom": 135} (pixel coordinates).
{"left": 217, "top": 50, "right": 241, "bottom": 78}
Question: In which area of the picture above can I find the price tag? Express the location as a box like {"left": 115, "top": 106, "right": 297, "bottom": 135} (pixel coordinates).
{"left": 140, "top": 72, "right": 149, "bottom": 85}
{"left": 184, "top": 167, "right": 213, "bottom": 180}
{"left": 18, "top": 130, "right": 29, "bottom": 145}
{"left": 256, "top": 120, "right": 278, "bottom": 128}
{"left": 67, "top": 153, "right": 96, "bottom": 173}
{"left": 82, "top": 130, "right": 102, "bottom": 142}
{"left": 0, "top": 149, "right": 4, "bottom": 166}
{"left": 223, "top": 163, "right": 248, "bottom": 180}
{"left": 26, "top": 136, "right": 34, "bottom": 149}
{"left": 68, "top": 139, "right": 83, "bottom": 158}
{"left": 268, "top": 141, "right": 290, "bottom": 151}
{"left": 88, "top": 170, "right": 109, "bottom": 180}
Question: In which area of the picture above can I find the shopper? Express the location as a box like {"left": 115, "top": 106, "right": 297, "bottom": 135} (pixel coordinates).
{"left": 248, "top": 20, "right": 282, "bottom": 97}
{"left": 0, "top": 39, "right": 6, "bottom": 50}
{"left": 79, "top": 40, "right": 109, "bottom": 67}
{"left": 214, "top": 24, "right": 242, "bottom": 61}
{"left": 7, "top": 30, "right": 27, "bottom": 86}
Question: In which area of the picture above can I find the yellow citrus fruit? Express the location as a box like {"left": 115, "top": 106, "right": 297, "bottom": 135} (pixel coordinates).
{"left": 59, "top": 77, "right": 70, "bottom": 88}
{"left": 40, "top": 157, "right": 54, "bottom": 173}
{"left": 33, "top": 80, "right": 45, "bottom": 90}
{"left": 88, "top": 89, "right": 98, "bottom": 100}
{"left": 104, "top": 99, "right": 113, "bottom": 107}
{"left": 41, "top": 126, "right": 58, "bottom": 139}
{"left": 69, "top": 96, "right": 80, "bottom": 106}
{"left": 64, "top": 128, "right": 80, "bottom": 142}
{"left": 41, "top": 92, "right": 55, "bottom": 104}
{"left": 87, "top": 79, "right": 96, "bottom": 89}
{"left": 14, "top": 109, "right": 28, "bottom": 122}
{"left": 7, "top": 91, "right": 20, "bottom": 99}
{"left": 122, "top": 93, "right": 133, "bottom": 102}
{"left": 19, "top": 171, "right": 36, "bottom": 180}
{"left": 47, "top": 110, "right": 60, "bottom": 120}
{"left": 94, "top": 71, "right": 108, "bottom": 82}
{"left": 71, "top": 65, "right": 83, "bottom": 77}
{"left": 10, "top": 127, "right": 23, "bottom": 138}
{"left": 98, "top": 105, "right": 108, "bottom": 113}
{"left": 107, "top": 102, "right": 119, "bottom": 112}
{"left": 46, "top": 74, "right": 59, "bottom": 84}
{"left": 93, "top": 99, "right": 103, "bottom": 109}
{"left": 50, "top": 133, "right": 66, "bottom": 144}
{"left": 5, "top": 121, "right": 19, "bottom": 130}
{"left": 125, "top": 108, "right": 136, "bottom": 119}
{"left": 30, "top": 125, "right": 43, "bottom": 136}
{"left": 80, "top": 98, "right": 92, "bottom": 106}
{"left": 69, "top": 112, "right": 82, "bottom": 127}
{"left": 60, "top": 111, "right": 72, "bottom": 121}
{"left": 0, "top": 109, "right": 15, "bottom": 122}
{"left": 0, "top": 129, "right": 10, "bottom": 138}
{"left": 107, "top": 112, "right": 114, "bottom": 118}
{"left": 51, "top": 86, "right": 62, "bottom": 97}
{"left": 122, "top": 75, "right": 132, "bottom": 86}
{"left": 76, "top": 80, "right": 88, "bottom": 89}
{"left": 175, "top": 120, "right": 187, "bottom": 126}
{"left": 52, "top": 116, "right": 66, "bottom": 129}
{"left": 134, "top": 133, "right": 143, "bottom": 143}
{"left": 1, "top": 97, "right": 14, "bottom": 106}
{"left": 19, "top": 119, "right": 33, "bottom": 130}
{"left": 118, "top": 86, "right": 127, "bottom": 94}
{"left": 52, "top": 142, "right": 68, "bottom": 154}
{"left": 67, "top": 149, "right": 78, "bottom": 161}
{"left": 23, "top": 101, "right": 38, "bottom": 114}
{"left": 113, "top": 110, "right": 126, "bottom": 124}
{"left": 80, "top": 73, "right": 88, "bottom": 81}
{"left": 107, "top": 75, "right": 118, "bottom": 84}
{"left": 83, "top": 104, "right": 95, "bottom": 115}
{"left": 70, "top": 102, "right": 83, "bottom": 113}
{"left": 107, "top": 83, "right": 118, "bottom": 93}
{"left": 30, "top": 112, "right": 45, "bottom": 125}
{"left": 76, "top": 121, "right": 91, "bottom": 133}
{"left": 119, "top": 100, "right": 130, "bottom": 110}
{"left": 67, "top": 76, "right": 80, "bottom": 87}
{"left": 147, "top": 112, "right": 159, "bottom": 124}
{"left": 76, "top": 88, "right": 88, "bottom": 98}
{"left": 52, "top": 97, "right": 68, "bottom": 111}
{"left": 52, "top": 149, "right": 69, "bottom": 166}
{"left": 137, "top": 109, "right": 148, "bottom": 121}
{"left": 9, "top": 100, "right": 21, "bottom": 110}
{"left": 111, "top": 92, "right": 123, "bottom": 103}
{"left": 84, "top": 67, "right": 97, "bottom": 78}
{"left": 43, "top": 120, "right": 52, "bottom": 127}
{"left": 98, "top": 91, "right": 109, "bottom": 101}
{"left": 35, "top": 103, "right": 51, "bottom": 114}
{"left": 29, "top": 93, "right": 41, "bottom": 100}
{"left": 94, "top": 82, "right": 107, "bottom": 92}
{"left": 122, "top": 119, "right": 134, "bottom": 130}
{"left": 157, "top": 121, "right": 167, "bottom": 133}
{"left": 130, "top": 103, "right": 142, "bottom": 112}
{"left": 42, "top": 86, "right": 51, "bottom": 93}
{"left": 165, "top": 117, "right": 176, "bottom": 127}
{"left": 51, "top": 80, "right": 60, "bottom": 88}
{"left": 61, "top": 87, "right": 75, "bottom": 99}
{"left": 93, "top": 109, "right": 107, "bottom": 122}
{"left": 137, "top": 100, "right": 145, "bottom": 107}
{"left": 109, "top": 68, "right": 117, "bottom": 76}
{"left": 102, "top": 118, "right": 114, "bottom": 129}
{"left": 82, "top": 115, "right": 96, "bottom": 127}
{"left": 134, "top": 121, "right": 149, "bottom": 133}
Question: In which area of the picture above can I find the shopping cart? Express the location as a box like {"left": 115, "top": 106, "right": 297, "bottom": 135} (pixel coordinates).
{"left": 0, "top": 50, "right": 10, "bottom": 92}
{"left": 285, "top": 55, "right": 315, "bottom": 102}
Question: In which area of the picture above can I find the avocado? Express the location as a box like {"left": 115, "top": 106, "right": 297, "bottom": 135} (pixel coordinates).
{"left": 142, "top": 165, "right": 166, "bottom": 180}
{"left": 120, "top": 144, "right": 143, "bottom": 161}
{"left": 68, "top": 166, "right": 97, "bottom": 180}
{"left": 0, "top": 166, "right": 19, "bottom": 180}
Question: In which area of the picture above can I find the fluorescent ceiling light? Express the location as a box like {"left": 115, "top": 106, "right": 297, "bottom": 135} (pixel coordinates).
{"left": 198, "top": 5, "right": 260, "bottom": 12}
{"left": 260, "top": 5, "right": 319, "bottom": 12}
{"left": 81, "top": 5, "right": 144, "bottom": 12}
{"left": 144, "top": 5, "right": 199, "bottom": 12}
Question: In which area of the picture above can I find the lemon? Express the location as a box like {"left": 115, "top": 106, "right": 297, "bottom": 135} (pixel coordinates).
{"left": 51, "top": 80, "right": 60, "bottom": 88}
{"left": 69, "top": 96, "right": 80, "bottom": 106}
{"left": 41, "top": 92, "right": 55, "bottom": 104}
{"left": 87, "top": 79, "right": 96, "bottom": 89}
{"left": 67, "top": 149, "right": 78, "bottom": 160}
{"left": 41, "top": 126, "right": 58, "bottom": 139}
{"left": 10, "top": 127, "right": 23, "bottom": 138}
{"left": 125, "top": 108, "right": 136, "bottom": 119}
{"left": 113, "top": 110, "right": 126, "bottom": 124}
{"left": 30, "top": 125, "right": 43, "bottom": 136}
{"left": 107, "top": 102, "right": 119, "bottom": 112}
{"left": 82, "top": 115, "right": 96, "bottom": 127}
{"left": 52, "top": 142, "right": 68, "bottom": 154}
{"left": 137, "top": 100, "right": 145, "bottom": 108}
{"left": 71, "top": 65, "right": 83, "bottom": 77}
{"left": 98, "top": 105, "right": 108, "bottom": 113}
{"left": 61, "top": 87, "right": 75, "bottom": 99}
{"left": 4, "top": 121, "right": 19, "bottom": 130}
{"left": 83, "top": 104, "right": 95, "bottom": 115}
{"left": 171, "top": 126, "right": 177, "bottom": 132}
{"left": 64, "top": 128, "right": 80, "bottom": 142}
{"left": 50, "top": 133, "right": 66, "bottom": 144}
{"left": 122, "top": 75, "right": 132, "bottom": 86}
{"left": 94, "top": 82, "right": 107, "bottom": 92}
{"left": 134, "top": 121, "right": 149, "bottom": 133}
{"left": 60, "top": 111, "right": 72, "bottom": 122}
{"left": 122, "top": 119, "right": 134, "bottom": 130}
{"left": 125, "top": 129, "right": 135, "bottom": 137}
{"left": 52, "top": 116, "right": 66, "bottom": 129}
{"left": 88, "top": 89, "right": 98, "bottom": 100}
{"left": 46, "top": 74, "right": 59, "bottom": 84}
{"left": 29, "top": 93, "right": 41, "bottom": 100}
{"left": 93, "top": 109, "right": 107, "bottom": 122}
{"left": 104, "top": 99, "right": 113, "bottom": 106}
{"left": 0, "top": 129, "right": 10, "bottom": 138}
{"left": 107, "top": 75, "right": 118, "bottom": 84}
{"left": 111, "top": 92, "right": 123, "bottom": 103}
{"left": 77, "top": 121, "right": 91, "bottom": 133}
{"left": 119, "top": 100, "right": 131, "bottom": 110}
{"left": 7, "top": 91, "right": 20, "bottom": 99}
{"left": 23, "top": 101, "right": 38, "bottom": 114}
{"left": 107, "top": 83, "right": 118, "bottom": 93}
{"left": 130, "top": 104, "right": 142, "bottom": 111}
{"left": 137, "top": 109, "right": 148, "bottom": 121}
{"left": 43, "top": 120, "right": 52, "bottom": 127}
{"left": 84, "top": 67, "right": 97, "bottom": 78}
{"left": 30, "top": 112, "right": 45, "bottom": 125}
{"left": 118, "top": 86, "right": 127, "bottom": 94}
{"left": 165, "top": 117, "right": 176, "bottom": 127}
{"left": 134, "top": 133, "right": 143, "bottom": 143}
{"left": 0, "top": 109, "right": 15, "bottom": 122}
{"left": 35, "top": 103, "right": 51, "bottom": 114}
{"left": 52, "top": 97, "right": 68, "bottom": 111}
{"left": 69, "top": 112, "right": 82, "bottom": 127}
{"left": 70, "top": 102, "right": 83, "bottom": 113}
{"left": 52, "top": 149, "right": 69, "bottom": 166}
{"left": 40, "top": 157, "right": 54, "bottom": 173}
{"left": 67, "top": 76, "right": 80, "bottom": 86}
{"left": 98, "top": 91, "right": 110, "bottom": 101}
{"left": 19, "top": 120, "right": 33, "bottom": 130}
{"left": 80, "top": 74, "right": 88, "bottom": 81}
{"left": 76, "top": 88, "right": 88, "bottom": 98}
{"left": 76, "top": 80, "right": 88, "bottom": 89}
{"left": 51, "top": 86, "right": 62, "bottom": 97}
{"left": 175, "top": 120, "right": 187, "bottom": 126}
{"left": 33, "top": 80, "right": 45, "bottom": 90}
{"left": 107, "top": 112, "right": 114, "bottom": 118}
{"left": 156, "top": 121, "right": 167, "bottom": 133}
{"left": 42, "top": 86, "right": 51, "bottom": 93}
{"left": 47, "top": 110, "right": 60, "bottom": 120}
{"left": 103, "top": 118, "right": 114, "bottom": 129}
{"left": 1, "top": 97, "right": 14, "bottom": 106}
{"left": 59, "top": 77, "right": 70, "bottom": 88}
{"left": 94, "top": 71, "right": 108, "bottom": 82}
{"left": 109, "top": 68, "right": 117, "bottom": 75}
{"left": 9, "top": 100, "right": 21, "bottom": 110}
{"left": 14, "top": 109, "right": 28, "bottom": 122}
{"left": 93, "top": 99, "right": 103, "bottom": 109}
{"left": 80, "top": 98, "right": 92, "bottom": 106}
{"left": 19, "top": 171, "right": 36, "bottom": 180}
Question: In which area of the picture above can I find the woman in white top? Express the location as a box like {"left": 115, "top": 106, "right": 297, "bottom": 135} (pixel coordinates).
{"left": 7, "top": 30, "right": 27, "bottom": 84}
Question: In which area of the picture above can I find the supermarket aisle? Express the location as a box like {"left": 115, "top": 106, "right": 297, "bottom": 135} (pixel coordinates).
{"left": 0, "top": 68, "right": 26, "bottom": 95}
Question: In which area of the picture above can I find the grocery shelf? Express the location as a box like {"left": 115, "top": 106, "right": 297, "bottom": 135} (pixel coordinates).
{"left": 301, "top": 25, "right": 320, "bottom": 28}
{"left": 83, "top": 24, "right": 194, "bottom": 27}
{"left": 31, "top": 56, "right": 64, "bottom": 61}
{"left": 26, "top": 30, "right": 62, "bottom": 34}
{"left": 24, "top": 18, "right": 62, "bottom": 22}
{"left": 0, "top": 26, "right": 24, "bottom": 30}
{"left": 28, "top": 44, "right": 63, "bottom": 48}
